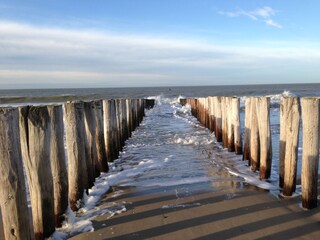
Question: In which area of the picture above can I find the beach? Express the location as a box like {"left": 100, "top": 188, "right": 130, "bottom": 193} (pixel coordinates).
{"left": 70, "top": 182, "right": 320, "bottom": 240}
{"left": 1, "top": 85, "right": 320, "bottom": 239}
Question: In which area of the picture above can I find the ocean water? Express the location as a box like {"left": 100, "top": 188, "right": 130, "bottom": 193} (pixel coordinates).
{"left": 1, "top": 84, "right": 320, "bottom": 238}
{"left": 1, "top": 83, "right": 320, "bottom": 105}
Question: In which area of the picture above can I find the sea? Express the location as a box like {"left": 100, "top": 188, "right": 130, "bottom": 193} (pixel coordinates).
{"left": 1, "top": 83, "right": 320, "bottom": 105}
{"left": 1, "top": 83, "right": 320, "bottom": 239}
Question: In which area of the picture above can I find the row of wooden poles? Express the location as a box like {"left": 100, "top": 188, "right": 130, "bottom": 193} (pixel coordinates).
{"left": 181, "top": 96, "right": 319, "bottom": 210}
{"left": 0, "top": 98, "right": 155, "bottom": 240}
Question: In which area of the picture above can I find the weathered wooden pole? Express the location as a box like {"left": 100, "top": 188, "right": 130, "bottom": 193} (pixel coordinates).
{"left": 126, "top": 98, "right": 133, "bottom": 137}
{"left": 132, "top": 99, "right": 138, "bottom": 130}
{"left": 208, "top": 97, "right": 215, "bottom": 132}
{"left": 197, "top": 98, "right": 203, "bottom": 123}
{"left": 301, "top": 97, "right": 319, "bottom": 209}
{"left": 19, "top": 106, "right": 55, "bottom": 239}
{"left": 103, "top": 99, "right": 118, "bottom": 161}
{"left": 193, "top": 98, "right": 198, "bottom": 119}
{"left": 121, "top": 99, "right": 128, "bottom": 144}
{"left": 199, "top": 98, "right": 205, "bottom": 124}
{"left": 256, "top": 97, "right": 272, "bottom": 179}
{"left": 190, "top": 98, "right": 195, "bottom": 117}
{"left": 204, "top": 97, "right": 208, "bottom": 126}
{"left": 249, "top": 97, "right": 260, "bottom": 171}
{"left": 47, "top": 105, "right": 69, "bottom": 227}
{"left": 221, "top": 97, "right": 228, "bottom": 148}
{"left": 227, "top": 97, "right": 235, "bottom": 152}
{"left": 243, "top": 98, "right": 251, "bottom": 161}
{"left": 84, "top": 101, "right": 97, "bottom": 188}
{"left": 180, "top": 98, "right": 187, "bottom": 106}
{"left": 64, "top": 101, "right": 88, "bottom": 210}
{"left": 139, "top": 99, "right": 145, "bottom": 123}
{"left": 214, "top": 96, "right": 222, "bottom": 142}
{"left": 146, "top": 99, "right": 155, "bottom": 109}
{"left": 205, "top": 97, "right": 210, "bottom": 128}
{"left": 0, "top": 107, "right": 33, "bottom": 240}
{"left": 94, "top": 100, "right": 109, "bottom": 174}
{"left": 103, "top": 99, "right": 113, "bottom": 161}
{"left": 279, "top": 96, "right": 287, "bottom": 188}
{"left": 196, "top": 98, "right": 201, "bottom": 122}
{"left": 135, "top": 99, "right": 141, "bottom": 127}
{"left": 232, "top": 97, "right": 242, "bottom": 155}
{"left": 282, "top": 97, "right": 300, "bottom": 196}
{"left": 115, "top": 99, "right": 122, "bottom": 152}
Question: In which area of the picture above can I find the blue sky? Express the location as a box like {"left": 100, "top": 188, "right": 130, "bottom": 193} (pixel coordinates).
{"left": 0, "top": 0, "right": 319, "bottom": 88}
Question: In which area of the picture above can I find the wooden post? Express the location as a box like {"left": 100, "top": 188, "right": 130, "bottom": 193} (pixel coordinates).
{"left": 121, "top": 99, "right": 128, "bottom": 145}
{"left": 135, "top": 99, "right": 140, "bottom": 127}
{"left": 47, "top": 105, "right": 68, "bottom": 227}
{"left": 282, "top": 97, "right": 300, "bottom": 196}
{"left": 208, "top": 97, "right": 215, "bottom": 132}
{"left": 194, "top": 99, "right": 198, "bottom": 119}
{"left": 132, "top": 99, "right": 138, "bottom": 130}
{"left": 84, "top": 101, "right": 97, "bottom": 188}
{"left": 256, "top": 97, "right": 272, "bottom": 179}
{"left": 115, "top": 99, "right": 122, "bottom": 152}
{"left": 214, "top": 96, "right": 222, "bottom": 142}
{"left": 146, "top": 99, "right": 155, "bottom": 109}
{"left": 180, "top": 98, "right": 187, "bottom": 106}
{"left": 197, "top": 98, "right": 201, "bottom": 122}
{"left": 232, "top": 97, "right": 242, "bottom": 155}
{"left": 190, "top": 99, "right": 194, "bottom": 116}
{"left": 243, "top": 98, "right": 251, "bottom": 161}
{"left": 64, "top": 101, "right": 88, "bottom": 210}
{"left": 0, "top": 107, "right": 33, "bottom": 240}
{"left": 227, "top": 97, "right": 235, "bottom": 152}
{"left": 94, "top": 100, "right": 109, "bottom": 174}
{"left": 221, "top": 97, "right": 228, "bottom": 148}
{"left": 103, "top": 99, "right": 118, "bottom": 161}
{"left": 249, "top": 97, "right": 260, "bottom": 171}
{"left": 205, "top": 97, "right": 210, "bottom": 128}
{"left": 19, "top": 106, "right": 55, "bottom": 239}
{"left": 139, "top": 99, "right": 145, "bottom": 121}
{"left": 126, "top": 99, "right": 132, "bottom": 138}
{"left": 202, "top": 98, "right": 207, "bottom": 126}
{"left": 103, "top": 99, "right": 110, "bottom": 161}
{"left": 198, "top": 98, "right": 204, "bottom": 123}
{"left": 301, "top": 97, "right": 319, "bottom": 209}
{"left": 279, "top": 96, "right": 287, "bottom": 187}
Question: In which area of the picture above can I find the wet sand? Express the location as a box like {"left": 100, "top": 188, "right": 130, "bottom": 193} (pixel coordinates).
{"left": 70, "top": 182, "right": 320, "bottom": 240}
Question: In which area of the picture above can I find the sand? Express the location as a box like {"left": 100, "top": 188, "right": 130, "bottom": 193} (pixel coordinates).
{"left": 69, "top": 182, "right": 320, "bottom": 240}
{"left": 1, "top": 181, "right": 319, "bottom": 239}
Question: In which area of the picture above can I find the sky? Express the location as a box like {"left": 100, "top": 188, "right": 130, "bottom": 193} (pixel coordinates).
{"left": 0, "top": 0, "right": 320, "bottom": 89}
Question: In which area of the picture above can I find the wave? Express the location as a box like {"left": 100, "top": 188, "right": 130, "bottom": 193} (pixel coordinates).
{"left": 147, "top": 94, "right": 186, "bottom": 106}
{"left": 239, "top": 90, "right": 296, "bottom": 109}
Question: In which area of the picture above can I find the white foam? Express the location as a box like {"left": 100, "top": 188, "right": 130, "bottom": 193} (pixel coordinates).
{"left": 173, "top": 135, "right": 213, "bottom": 146}
{"left": 151, "top": 94, "right": 185, "bottom": 106}
{"left": 240, "top": 90, "right": 296, "bottom": 106}
{"left": 127, "top": 177, "right": 211, "bottom": 188}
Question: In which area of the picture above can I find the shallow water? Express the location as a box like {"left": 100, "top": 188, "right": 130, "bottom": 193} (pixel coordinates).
{"left": 110, "top": 96, "right": 244, "bottom": 190}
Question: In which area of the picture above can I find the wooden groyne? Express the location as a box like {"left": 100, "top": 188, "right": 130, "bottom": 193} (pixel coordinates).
{"left": 181, "top": 96, "right": 319, "bottom": 210}
{"left": 0, "top": 98, "right": 154, "bottom": 240}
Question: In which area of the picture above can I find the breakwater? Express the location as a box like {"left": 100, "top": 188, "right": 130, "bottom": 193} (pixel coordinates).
{"left": 181, "top": 96, "right": 319, "bottom": 210}
{"left": 0, "top": 98, "right": 154, "bottom": 240}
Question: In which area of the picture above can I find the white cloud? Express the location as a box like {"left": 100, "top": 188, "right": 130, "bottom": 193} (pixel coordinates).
{"left": 253, "top": 6, "right": 275, "bottom": 18}
{"left": 265, "top": 19, "right": 283, "bottom": 29}
{"left": 0, "top": 21, "right": 319, "bottom": 88}
{"left": 219, "top": 6, "right": 282, "bottom": 29}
